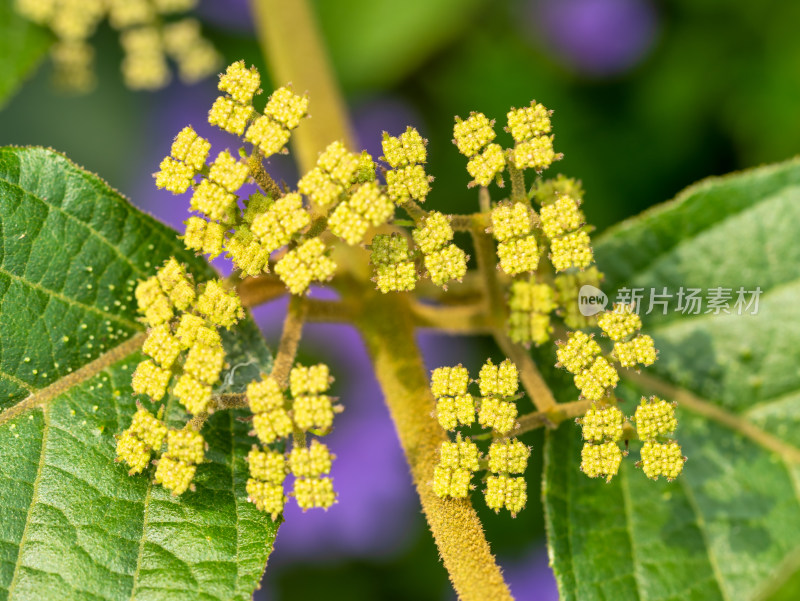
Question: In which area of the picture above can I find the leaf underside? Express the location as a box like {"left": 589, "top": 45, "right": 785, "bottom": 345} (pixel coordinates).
{"left": 543, "top": 158, "right": 800, "bottom": 601}
{"left": 0, "top": 147, "right": 278, "bottom": 601}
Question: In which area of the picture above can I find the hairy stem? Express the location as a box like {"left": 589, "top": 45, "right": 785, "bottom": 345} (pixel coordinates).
{"left": 410, "top": 300, "right": 493, "bottom": 334}
{"left": 237, "top": 274, "right": 287, "bottom": 308}
{"left": 494, "top": 332, "right": 557, "bottom": 413}
{"left": 250, "top": 0, "right": 355, "bottom": 174}
{"left": 507, "top": 161, "right": 527, "bottom": 205}
{"left": 249, "top": 151, "right": 284, "bottom": 198}
{"left": 355, "top": 291, "right": 513, "bottom": 601}
{"left": 271, "top": 295, "right": 308, "bottom": 388}
{"left": 510, "top": 399, "right": 592, "bottom": 437}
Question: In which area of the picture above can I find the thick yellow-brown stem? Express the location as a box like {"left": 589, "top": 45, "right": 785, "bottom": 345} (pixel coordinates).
{"left": 355, "top": 292, "right": 513, "bottom": 601}
{"left": 250, "top": 0, "right": 355, "bottom": 173}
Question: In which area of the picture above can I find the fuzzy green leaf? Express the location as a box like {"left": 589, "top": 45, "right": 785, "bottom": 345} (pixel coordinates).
{"left": 0, "top": 147, "right": 278, "bottom": 601}
{"left": 544, "top": 158, "right": 800, "bottom": 601}
{"left": 0, "top": 0, "right": 52, "bottom": 108}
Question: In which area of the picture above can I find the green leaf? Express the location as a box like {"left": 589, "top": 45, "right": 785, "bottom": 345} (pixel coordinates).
{"left": 0, "top": 0, "right": 52, "bottom": 109}
{"left": 0, "top": 147, "right": 278, "bottom": 601}
{"left": 544, "top": 158, "right": 800, "bottom": 601}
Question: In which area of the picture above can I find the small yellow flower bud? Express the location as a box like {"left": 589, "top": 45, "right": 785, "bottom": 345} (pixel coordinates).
{"left": 247, "top": 377, "right": 285, "bottom": 413}
{"left": 116, "top": 431, "right": 151, "bottom": 475}
{"left": 183, "top": 216, "right": 225, "bottom": 258}
{"left": 497, "top": 235, "right": 540, "bottom": 275}
{"left": 554, "top": 266, "right": 604, "bottom": 330}
{"left": 294, "top": 476, "right": 336, "bottom": 510}
{"left": 174, "top": 373, "right": 212, "bottom": 415}
{"left": 549, "top": 230, "right": 594, "bottom": 272}
{"left": 488, "top": 438, "right": 530, "bottom": 474}
{"left": 317, "top": 141, "right": 360, "bottom": 186}
{"left": 385, "top": 164, "right": 431, "bottom": 203}
{"left": 579, "top": 404, "right": 624, "bottom": 442}
{"left": 348, "top": 181, "right": 394, "bottom": 226}
{"left": 142, "top": 324, "right": 181, "bottom": 368}
{"left": 184, "top": 343, "right": 225, "bottom": 386}
{"left": 128, "top": 407, "right": 168, "bottom": 450}
{"left": 246, "top": 478, "right": 285, "bottom": 518}
{"left": 248, "top": 448, "right": 286, "bottom": 483}
{"left": 195, "top": 280, "right": 244, "bottom": 328}
{"left": 509, "top": 281, "right": 556, "bottom": 313}
{"left": 632, "top": 334, "right": 657, "bottom": 366}
{"left": 243, "top": 194, "right": 272, "bottom": 224}
{"left": 289, "top": 440, "right": 333, "bottom": 477}
{"left": 264, "top": 86, "right": 309, "bottom": 130}
{"left": 328, "top": 204, "right": 369, "bottom": 246}
{"left": 274, "top": 238, "right": 336, "bottom": 295}
{"left": 165, "top": 428, "right": 205, "bottom": 464}
{"left": 356, "top": 151, "right": 376, "bottom": 183}
{"left": 479, "top": 359, "right": 519, "bottom": 398}
{"left": 456, "top": 436, "right": 480, "bottom": 471}
{"left": 155, "top": 156, "right": 194, "bottom": 194}
{"left": 580, "top": 441, "right": 623, "bottom": 482}
{"left": 436, "top": 397, "right": 457, "bottom": 431}
{"left": 453, "top": 112, "right": 496, "bottom": 158}
{"left": 245, "top": 115, "right": 291, "bottom": 157}
{"left": 508, "top": 311, "right": 552, "bottom": 346}
{"left": 250, "top": 192, "right": 311, "bottom": 252}
{"left": 556, "top": 331, "right": 601, "bottom": 374}
{"left": 634, "top": 397, "right": 677, "bottom": 440}
{"left": 574, "top": 357, "right": 619, "bottom": 401}
{"left": 478, "top": 398, "right": 517, "bottom": 434}
{"left": 467, "top": 143, "right": 505, "bottom": 187}
{"left": 532, "top": 174, "right": 585, "bottom": 206}
{"left": 218, "top": 60, "right": 260, "bottom": 105}
{"left": 640, "top": 441, "right": 685, "bottom": 481}
{"left": 431, "top": 365, "right": 470, "bottom": 398}
{"left": 208, "top": 150, "right": 249, "bottom": 193}
{"left": 131, "top": 359, "right": 171, "bottom": 401}
{"left": 513, "top": 135, "right": 559, "bottom": 172}
{"left": 156, "top": 258, "right": 195, "bottom": 311}
{"left": 289, "top": 364, "right": 331, "bottom": 397}
{"left": 485, "top": 474, "right": 527, "bottom": 515}
{"left": 191, "top": 179, "right": 237, "bottom": 223}
{"left": 171, "top": 126, "right": 210, "bottom": 170}
{"left": 175, "top": 313, "right": 220, "bottom": 350}
{"left": 120, "top": 32, "right": 171, "bottom": 91}
{"left": 433, "top": 466, "right": 471, "bottom": 499}
{"left": 507, "top": 102, "right": 552, "bottom": 142}
{"left": 208, "top": 96, "right": 253, "bottom": 136}
{"left": 292, "top": 395, "right": 334, "bottom": 432}
{"left": 381, "top": 127, "right": 427, "bottom": 168}
{"left": 540, "top": 196, "right": 585, "bottom": 239}
{"left": 371, "top": 234, "right": 409, "bottom": 265}
{"left": 298, "top": 167, "right": 344, "bottom": 208}
{"left": 491, "top": 202, "right": 532, "bottom": 242}
{"left": 224, "top": 229, "right": 270, "bottom": 276}
{"left": 598, "top": 307, "right": 642, "bottom": 341}
{"left": 374, "top": 262, "right": 418, "bottom": 293}
{"left": 424, "top": 244, "right": 468, "bottom": 287}
{"left": 439, "top": 439, "right": 460, "bottom": 468}
{"left": 154, "top": 455, "right": 196, "bottom": 495}
{"left": 413, "top": 212, "right": 453, "bottom": 254}
{"left": 252, "top": 409, "right": 293, "bottom": 444}
{"left": 163, "top": 19, "right": 220, "bottom": 84}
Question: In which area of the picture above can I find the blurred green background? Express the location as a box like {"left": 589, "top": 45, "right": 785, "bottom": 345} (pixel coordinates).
{"left": 2, "top": 0, "right": 799, "bottom": 599}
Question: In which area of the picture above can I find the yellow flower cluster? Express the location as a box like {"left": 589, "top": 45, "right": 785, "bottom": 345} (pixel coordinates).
{"left": 116, "top": 406, "right": 168, "bottom": 475}
{"left": 573, "top": 356, "right": 619, "bottom": 401}
{"left": 434, "top": 434, "right": 479, "bottom": 499}
{"left": 540, "top": 194, "right": 594, "bottom": 272}
{"left": 507, "top": 280, "right": 555, "bottom": 346}
{"left": 556, "top": 331, "right": 619, "bottom": 401}
{"left": 478, "top": 359, "right": 519, "bottom": 434}
{"left": 487, "top": 438, "right": 529, "bottom": 474}
{"left": 598, "top": 305, "right": 642, "bottom": 341}
{"left": 274, "top": 238, "right": 337, "bottom": 295}
{"left": 249, "top": 192, "right": 311, "bottom": 254}
{"left": 190, "top": 151, "right": 250, "bottom": 223}
{"left": 247, "top": 85, "right": 309, "bottom": 156}
{"left": 17, "top": 0, "right": 218, "bottom": 92}
{"left": 329, "top": 181, "right": 395, "bottom": 245}
{"left": 579, "top": 404, "right": 624, "bottom": 443}
{"left": 613, "top": 334, "right": 657, "bottom": 368}
{"left": 431, "top": 365, "right": 475, "bottom": 431}
{"left": 412, "top": 212, "right": 468, "bottom": 287}
{"left": 155, "top": 126, "right": 210, "bottom": 194}
{"left": 540, "top": 196, "right": 585, "bottom": 239}
{"left": 298, "top": 141, "right": 360, "bottom": 208}
{"left": 485, "top": 474, "right": 527, "bottom": 516}
{"left": 248, "top": 377, "right": 293, "bottom": 445}
{"left": 634, "top": 397, "right": 677, "bottom": 439}
{"left": 291, "top": 440, "right": 337, "bottom": 511}
{"left": 491, "top": 202, "right": 540, "bottom": 275}
{"left": 452, "top": 112, "right": 505, "bottom": 188}
{"left": 183, "top": 217, "right": 226, "bottom": 259}
{"left": 246, "top": 448, "right": 286, "bottom": 519}
{"left": 554, "top": 267, "right": 603, "bottom": 329}
{"left": 580, "top": 441, "right": 624, "bottom": 482}
{"left": 508, "top": 102, "right": 561, "bottom": 172}
{"left": 370, "top": 234, "right": 418, "bottom": 293}
{"left": 639, "top": 441, "right": 686, "bottom": 481}
{"left": 155, "top": 428, "right": 205, "bottom": 495}
{"left": 291, "top": 363, "right": 335, "bottom": 433}
{"left": 383, "top": 128, "right": 432, "bottom": 203}
{"left": 133, "top": 261, "right": 236, "bottom": 414}
{"left": 556, "top": 331, "right": 601, "bottom": 374}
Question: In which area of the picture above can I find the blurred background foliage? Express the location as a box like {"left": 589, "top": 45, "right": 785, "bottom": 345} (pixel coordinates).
{"left": 1, "top": 0, "right": 798, "bottom": 599}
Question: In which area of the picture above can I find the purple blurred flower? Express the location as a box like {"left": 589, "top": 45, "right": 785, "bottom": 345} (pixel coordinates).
{"left": 528, "top": 0, "right": 658, "bottom": 76}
